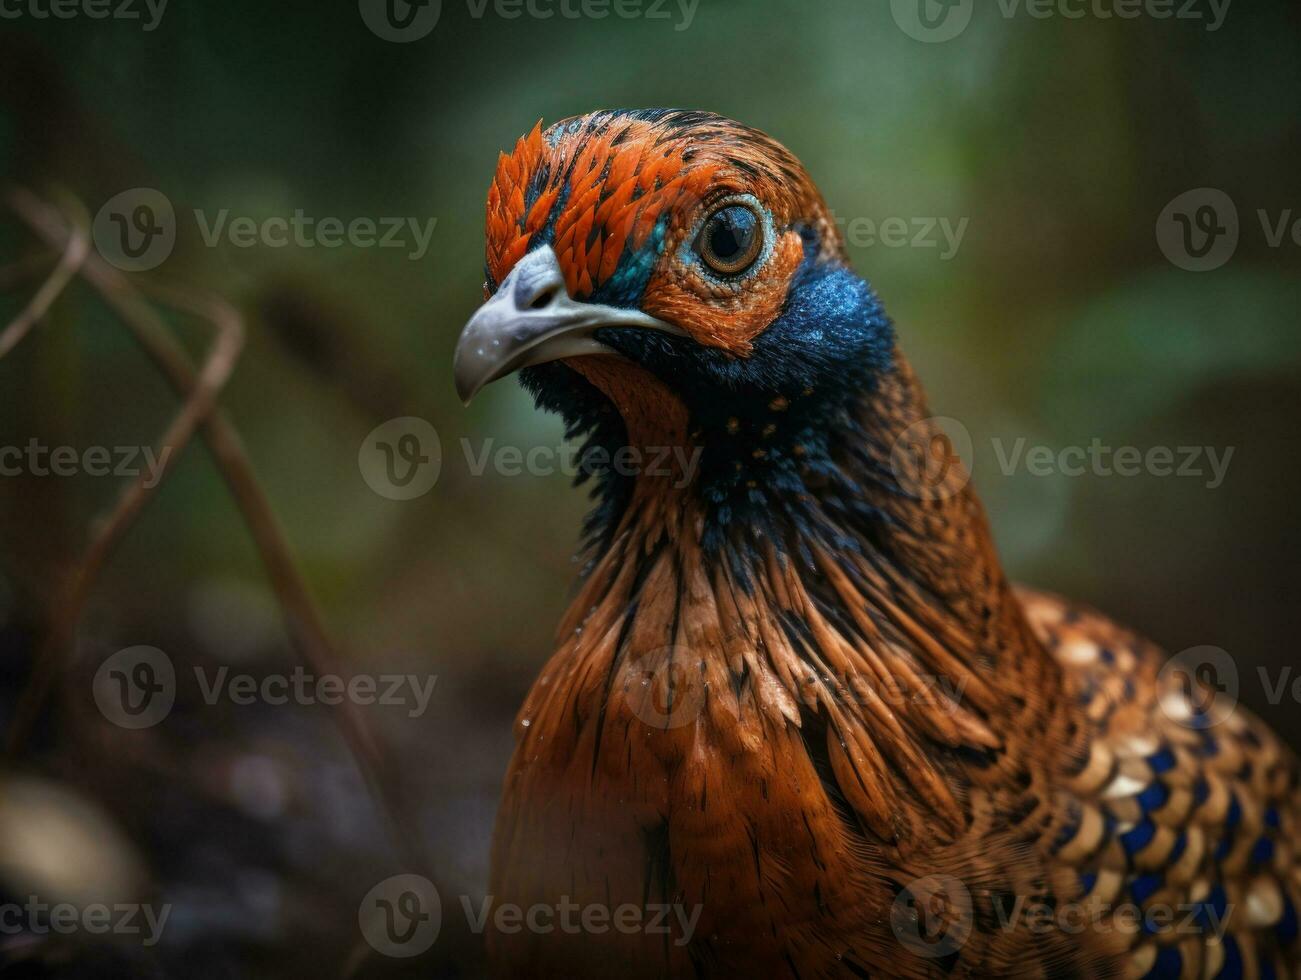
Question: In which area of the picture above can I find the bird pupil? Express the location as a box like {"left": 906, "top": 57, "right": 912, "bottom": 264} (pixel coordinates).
{"left": 709, "top": 207, "right": 755, "bottom": 261}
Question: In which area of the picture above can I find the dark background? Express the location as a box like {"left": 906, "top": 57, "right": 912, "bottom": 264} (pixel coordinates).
{"left": 1, "top": 1, "right": 1298, "bottom": 975}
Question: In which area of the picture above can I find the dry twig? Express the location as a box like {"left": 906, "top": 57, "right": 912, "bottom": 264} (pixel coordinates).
{"left": 3, "top": 186, "right": 242, "bottom": 752}
{"left": 2, "top": 188, "right": 435, "bottom": 889}
{"left": 0, "top": 205, "right": 88, "bottom": 358}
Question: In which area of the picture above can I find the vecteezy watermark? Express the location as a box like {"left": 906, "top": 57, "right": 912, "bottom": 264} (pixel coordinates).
{"left": 621, "top": 643, "right": 971, "bottom": 730}
{"left": 889, "top": 416, "right": 977, "bottom": 502}
{"left": 193, "top": 210, "right": 438, "bottom": 261}
{"left": 0, "top": 440, "right": 172, "bottom": 488}
{"left": 92, "top": 188, "right": 439, "bottom": 273}
{"left": 1156, "top": 188, "right": 1238, "bottom": 272}
{"left": 358, "top": 0, "right": 442, "bottom": 41}
{"left": 193, "top": 666, "right": 438, "bottom": 718}
{"left": 93, "top": 646, "right": 439, "bottom": 729}
{"left": 464, "top": 0, "right": 699, "bottom": 30}
{"left": 358, "top": 416, "right": 704, "bottom": 500}
{"left": 888, "top": 419, "right": 1235, "bottom": 501}
{"left": 358, "top": 875, "right": 702, "bottom": 958}
{"left": 995, "top": 0, "right": 1231, "bottom": 30}
{"left": 359, "top": 417, "right": 443, "bottom": 500}
{"left": 92, "top": 189, "right": 177, "bottom": 273}
{"left": 360, "top": 875, "right": 443, "bottom": 958}
{"left": 891, "top": 0, "right": 1231, "bottom": 43}
{"left": 890, "top": 874, "right": 973, "bottom": 959}
{"left": 369, "top": 415, "right": 1233, "bottom": 504}
{"left": 360, "top": 0, "right": 698, "bottom": 41}
{"left": 93, "top": 646, "right": 177, "bottom": 729}
{"left": 0, "top": 0, "right": 168, "bottom": 30}
{"left": 892, "top": 874, "right": 1234, "bottom": 958}
{"left": 991, "top": 438, "right": 1234, "bottom": 490}
{"left": 1257, "top": 666, "right": 1301, "bottom": 708}
{"left": 1159, "top": 645, "right": 1301, "bottom": 728}
{"left": 461, "top": 440, "right": 702, "bottom": 488}
{"left": 624, "top": 645, "right": 708, "bottom": 730}
{"left": 1158, "top": 645, "right": 1238, "bottom": 729}
{"left": 990, "top": 893, "right": 1234, "bottom": 939}
{"left": 1157, "top": 189, "right": 1301, "bottom": 272}
{"left": 0, "top": 897, "right": 171, "bottom": 947}
{"left": 462, "top": 895, "right": 701, "bottom": 946}
{"left": 829, "top": 210, "right": 969, "bottom": 261}
{"left": 890, "top": 0, "right": 975, "bottom": 43}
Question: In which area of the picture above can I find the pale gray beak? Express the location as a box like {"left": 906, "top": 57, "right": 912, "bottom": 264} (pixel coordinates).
{"left": 453, "top": 244, "right": 685, "bottom": 404}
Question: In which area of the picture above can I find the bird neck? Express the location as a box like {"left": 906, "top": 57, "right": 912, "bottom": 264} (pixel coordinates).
{"left": 565, "top": 349, "right": 1028, "bottom": 641}
{"left": 548, "top": 350, "right": 1063, "bottom": 842}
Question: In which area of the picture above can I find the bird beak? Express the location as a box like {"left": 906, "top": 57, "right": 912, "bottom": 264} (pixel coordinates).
{"left": 453, "top": 244, "right": 686, "bottom": 404}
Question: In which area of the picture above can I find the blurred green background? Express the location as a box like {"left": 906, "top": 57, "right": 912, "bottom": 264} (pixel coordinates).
{"left": 0, "top": 0, "right": 1298, "bottom": 975}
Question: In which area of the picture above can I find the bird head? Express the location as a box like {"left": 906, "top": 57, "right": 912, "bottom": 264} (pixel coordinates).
{"left": 455, "top": 110, "right": 896, "bottom": 546}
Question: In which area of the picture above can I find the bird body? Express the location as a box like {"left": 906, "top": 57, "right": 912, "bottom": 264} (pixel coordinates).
{"left": 456, "top": 110, "right": 1300, "bottom": 978}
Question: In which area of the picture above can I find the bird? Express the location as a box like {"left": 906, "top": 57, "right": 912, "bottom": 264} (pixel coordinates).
{"left": 453, "top": 109, "right": 1299, "bottom": 979}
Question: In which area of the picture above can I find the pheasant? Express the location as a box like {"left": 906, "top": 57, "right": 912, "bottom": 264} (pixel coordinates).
{"left": 453, "top": 109, "right": 1299, "bottom": 978}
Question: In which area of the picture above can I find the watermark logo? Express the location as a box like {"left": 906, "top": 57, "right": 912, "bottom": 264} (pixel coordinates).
{"left": 992, "top": 891, "right": 1233, "bottom": 939}
{"left": 360, "top": 874, "right": 442, "bottom": 957}
{"left": 1258, "top": 665, "right": 1301, "bottom": 708}
{"left": 358, "top": 876, "right": 703, "bottom": 957}
{"left": 0, "top": 0, "right": 169, "bottom": 30}
{"left": 93, "top": 645, "right": 176, "bottom": 729}
{"left": 193, "top": 666, "right": 438, "bottom": 718}
{"left": 892, "top": 0, "right": 1232, "bottom": 41}
{"left": 462, "top": 895, "right": 701, "bottom": 944}
{"left": 94, "top": 188, "right": 440, "bottom": 270}
{"left": 890, "top": 0, "right": 974, "bottom": 43}
{"left": 625, "top": 645, "right": 707, "bottom": 729}
{"left": 829, "top": 211, "right": 969, "bottom": 261}
{"left": 992, "top": 438, "right": 1233, "bottom": 490}
{"left": 362, "top": 0, "right": 699, "bottom": 37}
{"left": 462, "top": 439, "right": 701, "bottom": 488}
{"left": 890, "top": 874, "right": 973, "bottom": 958}
{"left": 94, "top": 647, "right": 440, "bottom": 727}
{"left": 360, "top": 420, "right": 703, "bottom": 500}
{"left": 465, "top": 0, "right": 699, "bottom": 31}
{"left": 194, "top": 210, "right": 437, "bottom": 260}
{"left": 92, "top": 188, "right": 176, "bottom": 273}
{"left": 1, "top": 440, "right": 172, "bottom": 488}
{"left": 1157, "top": 188, "right": 1239, "bottom": 272}
{"left": 359, "top": 417, "right": 442, "bottom": 500}
{"left": 891, "top": 422, "right": 1235, "bottom": 496}
{"left": 997, "top": 0, "right": 1231, "bottom": 31}
{"left": 615, "top": 652, "right": 965, "bottom": 731}
{"left": 889, "top": 416, "right": 975, "bottom": 502}
{"left": 1158, "top": 645, "right": 1238, "bottom": 729}
{"left": 359, "top": 0, "right": 441, "bottom": 41}
{"left": 1159, "top": 190, "right": 1300, "bottom": 271}
{"left": 0, "top": 897, "right": 171, "bottom": 946}
{"left": 1259, "top": 208, "right": 1301, "bottom": 249}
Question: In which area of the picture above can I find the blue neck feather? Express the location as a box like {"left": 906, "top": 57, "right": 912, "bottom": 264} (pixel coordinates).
{"left": 519, "top": 238, "right": 896, "bottom": 567}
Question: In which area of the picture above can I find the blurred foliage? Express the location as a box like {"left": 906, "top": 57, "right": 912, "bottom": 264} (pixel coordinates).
{"left": 0, "top": 0, "right": 1298, "bottom": 974}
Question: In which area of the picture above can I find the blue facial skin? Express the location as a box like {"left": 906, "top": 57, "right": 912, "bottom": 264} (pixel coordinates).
{"left": 519, "top": 227, "right": 896, "bottom": 562}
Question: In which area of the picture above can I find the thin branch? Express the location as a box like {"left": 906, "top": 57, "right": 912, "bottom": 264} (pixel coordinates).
{"left": 0, "top": 211, "right": 88, "bottom": 358}
{"left": 3, "top": 187, "right": 242, "bottom": 754}
{"left": 3, "top": 186, "right": 435, "bottom": 887}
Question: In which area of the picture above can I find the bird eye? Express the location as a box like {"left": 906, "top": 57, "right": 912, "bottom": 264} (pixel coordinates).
{"left": 696, "top": 204, "right": 763, "bottom": 277}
